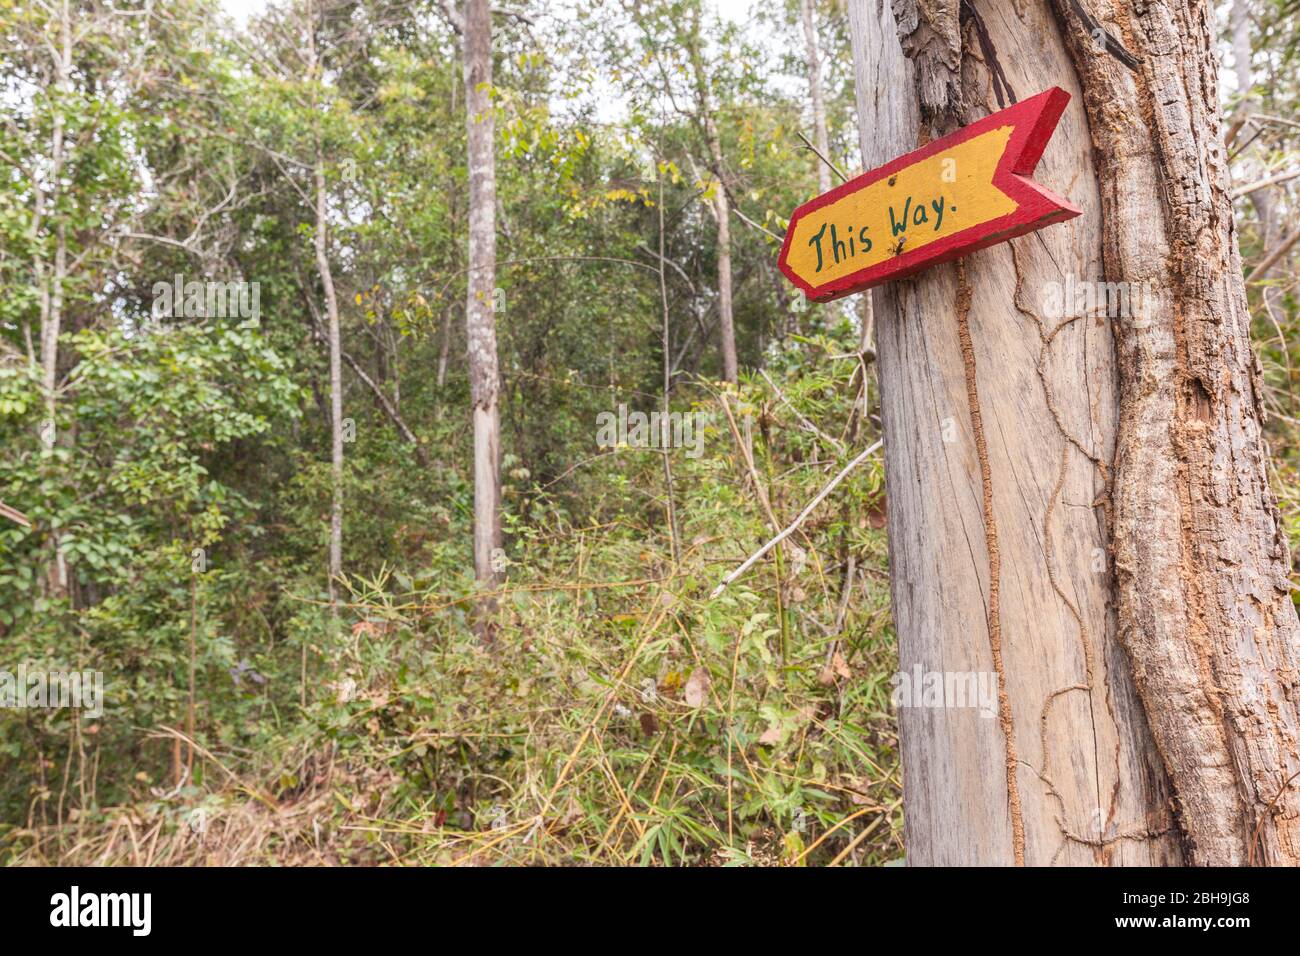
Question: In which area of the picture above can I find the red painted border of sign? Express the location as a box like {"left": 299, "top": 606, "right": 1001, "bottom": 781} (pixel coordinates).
{"left": 777, "top": 87, "right": 1082, "bottom": 302}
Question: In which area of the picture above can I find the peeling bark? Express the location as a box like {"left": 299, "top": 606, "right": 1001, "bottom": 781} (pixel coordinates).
{"left": 891, "top": 0, "right": 962, "bottom": 119}
{"left": 1048, "top": 0, "right": 1300, "bottom": 866}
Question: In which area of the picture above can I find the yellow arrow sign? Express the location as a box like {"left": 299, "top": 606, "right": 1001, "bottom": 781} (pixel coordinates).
{"left": 778, "top": 88, "right": 1080, "bottom": 301}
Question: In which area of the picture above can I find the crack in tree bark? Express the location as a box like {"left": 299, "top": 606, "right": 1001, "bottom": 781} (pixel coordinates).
{"left": 954, "top": 258, "right": 1026, "bottom": 865}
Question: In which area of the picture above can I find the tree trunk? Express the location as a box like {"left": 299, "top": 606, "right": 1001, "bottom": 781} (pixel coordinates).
{"left": 1048, "top": 0, "right": 1300, "bottom": 867}
{"left": 850, "top": 0, "right": 1300, "bottom": 866}
{"left": 313, "top": 155, "right": 344, "bottom": 626}
{"left": 804, "top": 0, "right": 865, "bottom": 350}
{"left": 801, "top": 0, "right": 832, "bottom": 197}
{"left": 1229, "top": 0, "right": 1272, "bottom": 251}
{"left": 37, "top": 0, "right": 72, "bottom": 599}
{"left": 711, "top": 151, "right": 738, "bottom": 385}
{"left": 686, "top": 13, "right": 739, "bottom": 385}
{"left": 437, "top": 305, "right": 453, "bottom": 389}
{"left": 850, "top": 0, "right": 1181, "bottom": 865}
{"left": 1230, "top": 0, "right": 1283, "bottom": 322}
{"left": 464, "top": 0, "right": 504, "bottom": 620}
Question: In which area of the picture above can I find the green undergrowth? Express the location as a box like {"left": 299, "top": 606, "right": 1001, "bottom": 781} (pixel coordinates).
{"left": 5, "top": 332, "right": 905, "bottom": 866}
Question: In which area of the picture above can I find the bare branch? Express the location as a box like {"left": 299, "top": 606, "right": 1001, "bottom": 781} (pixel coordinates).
{"left": 0, "top": 500, "right": 32, "bottom": 529}
{"left": 1232, "top": 168, "right": 1300, "bottom": 199}
{"left": 795, "top": 131, "right": 848, "bottom": 184}
{"left": 1251, "top": 223, "right": 1300, "bottom": 281}
{"left": 710, "top": 440, "right": 883, "bottom": 599}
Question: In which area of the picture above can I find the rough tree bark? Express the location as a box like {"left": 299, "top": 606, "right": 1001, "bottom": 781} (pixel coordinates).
{"left": 1049, "top": 0, "right": 1300, "bottom": 866}
{"left": 464, "top": 0, "right": 504, "bottom": 621}
{"left": 849, "top": 0, "right": 1300, "bottom": 865}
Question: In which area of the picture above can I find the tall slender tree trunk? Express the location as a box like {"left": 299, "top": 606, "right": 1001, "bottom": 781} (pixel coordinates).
{"left": 1229, "top": 0, "right": 1268, "bottom": 242}
{"left": 37, "top": 0, "right": 72, "bottom": 598}
{"left": 437, "top": 306, "right": 453, "bottom": 389}
{"left": 657, "top": 154, "right": 681, "bottom": 567}
{"left": 707, "top": 115, "right": 738, "bottom": 390}
{"left": 686, "top": 14, "right": 738, "bottom": 385}
{"left": 313, "top": 154, "right": 344, "bottom": 627}
{"left": 37, "top": 1, "right": 69, "bottom": 427}
{"left": 303, "top": 8, "right": 344, "bottom": 635}
{"left": 1230, "top": 0, "right": 1282, "bottom": 319}
{"left": 804, "top": 0, "right": 868, "bottom": 353}
{"left": 710, "top": 144, "right": 737, "bottom": 385}
{"left": 464, "top": 0, "right": 504, "bottom": 629}
{"left": 849, "top": 0, "right": 1300, "bottom": 866}
{"left": 801, "top": 0, "right": 831, "bottom": 197}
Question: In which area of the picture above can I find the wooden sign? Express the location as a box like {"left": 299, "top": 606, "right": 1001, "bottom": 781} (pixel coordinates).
{"left": 778, "top": 87, "right": 1081, "bottom": 302}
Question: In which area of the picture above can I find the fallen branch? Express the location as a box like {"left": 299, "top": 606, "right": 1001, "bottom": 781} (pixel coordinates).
{"left": 710, "top": 439, "right": 883, "bottom": 599}
{"left": 0, "top": 500, "right": 31, "bottom": 528}
{"left": 1251, "top": 223, "right": 1300, "bottom": 282}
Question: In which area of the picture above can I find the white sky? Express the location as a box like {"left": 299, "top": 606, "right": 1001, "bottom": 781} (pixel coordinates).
{"left": 221, "top": 0, "right": 755, "bottom": 24}
{"left": 219, "top": 0, "right": 771, "bottom": 128}
{"left": 220, "top": 0, "right": 262, "bottom": 22}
